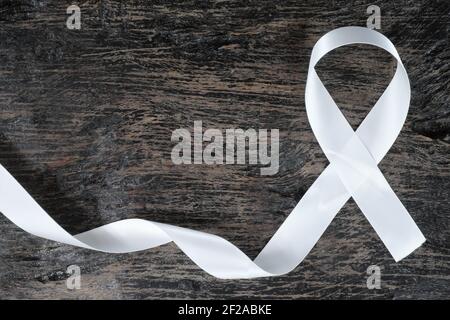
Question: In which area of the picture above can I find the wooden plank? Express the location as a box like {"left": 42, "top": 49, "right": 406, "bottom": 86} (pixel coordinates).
{"left": 0, "top": 0, "right": 448, "bottom": 299}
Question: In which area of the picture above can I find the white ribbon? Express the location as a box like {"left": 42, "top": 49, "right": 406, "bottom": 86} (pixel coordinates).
{"left": 0, "top": 27, "right": 425, "bottom": 279}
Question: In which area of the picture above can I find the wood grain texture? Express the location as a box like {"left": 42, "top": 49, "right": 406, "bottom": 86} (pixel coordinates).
{"left": 0, "top": 0, "right": 449, "bottom": 299}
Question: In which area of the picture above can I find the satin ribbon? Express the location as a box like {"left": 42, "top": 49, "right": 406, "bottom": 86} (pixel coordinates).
{"left": 0, "top": 27, "right": 425, "bottom": 279}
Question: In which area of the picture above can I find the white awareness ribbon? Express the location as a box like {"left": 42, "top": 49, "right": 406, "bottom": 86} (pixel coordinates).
{"left": 0, "top": 27, "right": 425, "bottom": 279}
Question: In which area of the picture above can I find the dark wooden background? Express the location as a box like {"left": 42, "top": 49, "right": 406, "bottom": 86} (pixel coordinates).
{"left": 0, "top": 0, "right": 448, "bottom": 299}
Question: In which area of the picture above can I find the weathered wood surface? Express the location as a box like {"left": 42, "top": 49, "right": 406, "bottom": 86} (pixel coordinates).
{"left": 0, "top": 0, "right": 448, "bottom": 299}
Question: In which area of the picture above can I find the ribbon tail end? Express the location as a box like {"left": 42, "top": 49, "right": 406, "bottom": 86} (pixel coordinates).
{"left": 392, "top": 235, "right": 426, "bottom": 262}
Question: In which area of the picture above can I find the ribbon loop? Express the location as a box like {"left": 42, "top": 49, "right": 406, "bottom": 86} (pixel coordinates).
{"left": 305, "top": 26, "right": 425, "bottom": 261}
